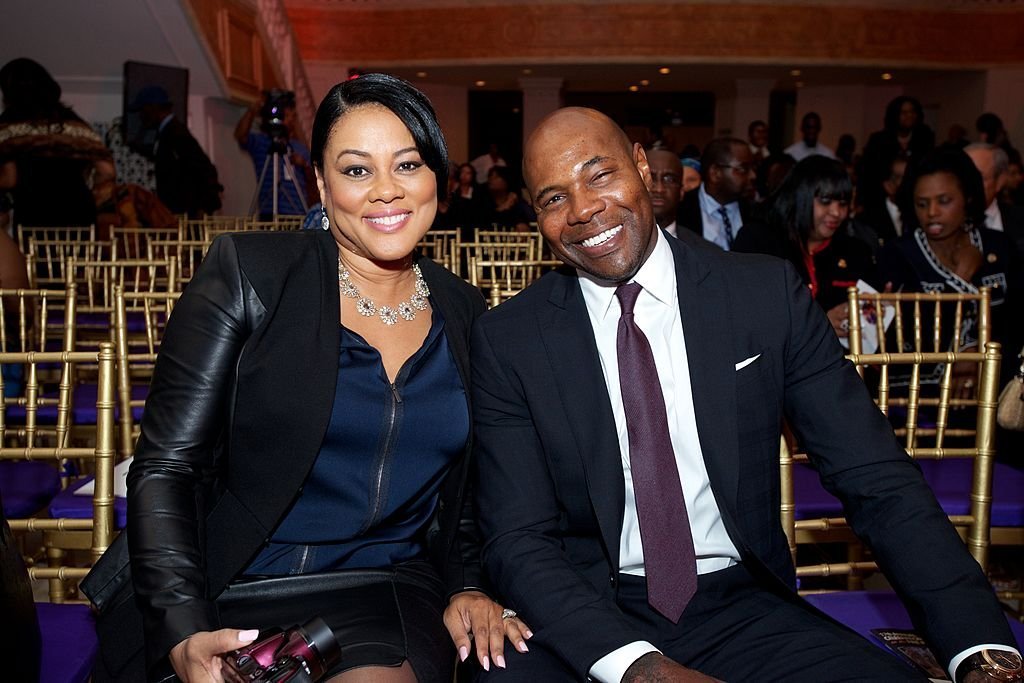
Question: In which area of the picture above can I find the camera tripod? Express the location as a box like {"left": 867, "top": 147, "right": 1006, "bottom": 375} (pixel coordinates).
{"left": 248, "top": 141, "right": 309, "bottom": 218}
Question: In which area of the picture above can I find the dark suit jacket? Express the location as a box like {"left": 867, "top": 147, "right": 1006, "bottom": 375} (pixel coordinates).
{"left": 471, "top": 230, "right": 1013, "bottom": 677}
{"left": 678, "top": 188, "right": 753, "bottom": 246}
{"left": 154, "top": 117, "right": 222, "bottom": 217}
{"left": 100, "top": 230, "right": 485, "bottom": 678}
{"left": 999, "top": 201, "right": 1024, "bottom": 260}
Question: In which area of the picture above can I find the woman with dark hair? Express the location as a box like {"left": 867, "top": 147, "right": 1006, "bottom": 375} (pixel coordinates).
{"left": 733, "top": 155, "right": 879, "bottom": 337}
{"left": 97, "top": 73, "right": 528, "bottom": 683}
{"left": 483, "top": 165, "right": 535, "bottom": 232}
{"left": 860, "top": 96, "right": 936, "bottom": 210}
{"left": 878, "top": 146, "right": 1022, "bottom": 388}
{"left": 447, "top": 161, "right": 488, "bottom": 239}
{"left": 0, "top": 58, "right": 109, "bottom": 229}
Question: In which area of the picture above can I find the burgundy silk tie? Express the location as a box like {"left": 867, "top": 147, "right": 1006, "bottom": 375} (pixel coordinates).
{"left": 615, "top": 282, "right": 697, "bottom": 623}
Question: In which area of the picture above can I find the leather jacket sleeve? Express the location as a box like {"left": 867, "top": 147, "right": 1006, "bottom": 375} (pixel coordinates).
{"left": 126, "top": 235, "right": 263, "bottom": 667}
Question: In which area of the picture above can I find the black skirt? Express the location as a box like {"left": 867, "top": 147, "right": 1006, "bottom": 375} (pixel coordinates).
{"left": 218, "top": 561, "right": 454, "bottom": 682}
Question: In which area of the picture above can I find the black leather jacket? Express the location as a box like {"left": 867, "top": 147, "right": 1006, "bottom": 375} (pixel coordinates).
{"left": 126, "top": 230, "right": 487, "bottom": 669}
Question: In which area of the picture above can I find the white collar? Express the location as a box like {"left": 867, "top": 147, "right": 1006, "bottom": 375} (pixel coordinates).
{"left": 578, "top": 227, "right": 675, "bottom": 322}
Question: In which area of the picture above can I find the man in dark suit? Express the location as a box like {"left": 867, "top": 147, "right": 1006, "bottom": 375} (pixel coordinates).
{"left": 472, "top": 107, "right": 1020, "bottom": 682}
{"left": 858, "top": 154, "right": 906, "bottom": 245}
{"left": 678, "top": 137, "right": 755, "bottom": 250}
{"left": 132, "top": 86, "right": 222, "bottom": 218}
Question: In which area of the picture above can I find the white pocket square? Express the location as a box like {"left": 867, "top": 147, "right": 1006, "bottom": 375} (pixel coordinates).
{"left": 735, "top": 354, "right": 761, "bottom": 371}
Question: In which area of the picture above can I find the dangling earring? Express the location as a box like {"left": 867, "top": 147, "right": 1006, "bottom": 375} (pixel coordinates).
{"left": 963, "top": 217, "right": 974, "bottom": 234}
{"left": 321, "top": 207, "right": 330, "bottom": 231}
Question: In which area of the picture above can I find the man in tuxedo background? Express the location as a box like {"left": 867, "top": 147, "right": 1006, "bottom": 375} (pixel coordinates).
{"left": 471, "top": 107, "right": 1020, "bottom": 682}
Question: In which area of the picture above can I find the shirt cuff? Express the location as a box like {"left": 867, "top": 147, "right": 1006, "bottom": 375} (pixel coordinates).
{"left": 588, "top": 641, "right": 660, "bottom": 683}
{"left": 949, "top": 644, "right": 1021, "bottom": 682}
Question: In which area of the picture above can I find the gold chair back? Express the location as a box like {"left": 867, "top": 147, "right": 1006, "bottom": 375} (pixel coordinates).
{"left": 471, "top": 258, "right": 563, "bottom": 308}
{"left": 112, "top": 286, "right": 180, "bottom": 458}
{"left": 417, "top": 229, "right": 458, "bottom": 273}
{"left": 26, "top": 238, "right": 106, "bottom": 289}
{"left": 0, "top": 286, "right": 76, "bottom": 355}
{"left": 1, "top": 343, "right": 117, "bottom": 601}
{"left": 147, "top": 239, "right": 209, "bottom": 289}
{"left": 111, "top": 226, "right": 181, "bottom": 260}
{"left": 18, "top": 225, "right": 95, "bottom": 256}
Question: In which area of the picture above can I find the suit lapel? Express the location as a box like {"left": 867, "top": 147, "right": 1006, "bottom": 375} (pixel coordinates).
{"left": 669, "top": 237, "right": 741, "bottom": 517}
{"left": 539, "top": 272, "right": 626, "bottom": 566}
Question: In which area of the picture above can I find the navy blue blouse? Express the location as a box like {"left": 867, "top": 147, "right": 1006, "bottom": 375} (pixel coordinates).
{"left": 245, "top": 310, "right": 469, "bottom": 575}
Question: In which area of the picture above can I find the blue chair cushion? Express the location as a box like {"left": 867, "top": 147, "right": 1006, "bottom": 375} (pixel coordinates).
{"left": 0, "top": 460, "right": 61, "bottom": 517}
{"left": 37, "top": 602, "right": 97, "bottom": 683}
{"left": 793, "top": 460, "right": 1024, "bottom": 527}
{"left": 72, "top": 382, "right": 149, "bottom": 424}
{"left": 48, "top": 477, "right": 127, "bottom": 529}
{"left": 804, "top": 590, "right": 1024, "bottom": 659}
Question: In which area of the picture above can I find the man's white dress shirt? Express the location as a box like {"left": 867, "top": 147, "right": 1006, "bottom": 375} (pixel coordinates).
{"left": 783, "top": 140, "right": 836, "bottom": 162}
{"left": 697, "top": 184, "right": 742, "bottom": 251}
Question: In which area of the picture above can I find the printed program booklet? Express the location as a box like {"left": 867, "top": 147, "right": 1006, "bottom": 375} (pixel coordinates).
{"left": 870, "top": 629, "right": 950, "bottom": 681}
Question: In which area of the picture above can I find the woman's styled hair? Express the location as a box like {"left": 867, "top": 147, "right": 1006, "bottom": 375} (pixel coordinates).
{"left": 767, "top": 155, "right": 852, "bottom": 247}
{"left": 310, "top": 73, "right": 449, "bottom": 200}
{"left": 883, "top": 96, "right": 924, "bottom": 133}
{"left": 897, "top": 146, "right": 987, "bottom": 234}
{"left": 0, "top": 57, "right": 68, "bottom": 122}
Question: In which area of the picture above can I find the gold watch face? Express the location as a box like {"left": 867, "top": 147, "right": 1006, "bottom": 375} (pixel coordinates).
{"left": 983, "top": 649, "right": 1023, "bottom": 672}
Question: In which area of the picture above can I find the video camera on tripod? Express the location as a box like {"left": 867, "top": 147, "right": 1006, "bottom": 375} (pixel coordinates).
{"left": 248, "top": 89, "right": 308, "bottom": 217}
{"left": 260, "top": 89, "right": 296, "bottom": 155}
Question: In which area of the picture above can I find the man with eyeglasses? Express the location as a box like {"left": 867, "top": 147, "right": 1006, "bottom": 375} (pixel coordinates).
{"left": 678, "top": 137, "right": 756, "bottom": 250}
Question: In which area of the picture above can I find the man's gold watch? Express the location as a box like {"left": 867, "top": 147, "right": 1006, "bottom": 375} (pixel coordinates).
{"left": 957, "top": 650, "right": 1024, "bottom": 682}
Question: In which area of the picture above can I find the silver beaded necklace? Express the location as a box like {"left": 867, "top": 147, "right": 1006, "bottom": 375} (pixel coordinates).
{"left": 338, "top": 257, "right": 430, "bottom": 326}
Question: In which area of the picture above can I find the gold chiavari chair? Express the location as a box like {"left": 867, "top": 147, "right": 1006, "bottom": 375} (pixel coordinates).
{"left": 26, "top": 237, "right": 106, "bottom": 290}
{"left": 147, "top": 238, "right": 210, "bottom": 290}
{"left": 784, "top": 289, "right": 1002, "bottom": 586}
{"left": 111, "top": 225, "right": 180, "bottom": 260}
{"left": 782, "top": 341, "right": 1002, "bottom": 581}
{"left": 1, "top": 343, "right": 116, "bottom": 601}
{"left": 64, "top": 257, "right": 178, "bottom": 352}
{"left": 417, "top": 229, "right": 458, "bottom": 273}
{"left": 471, "top": 258, "right": 563, "bottom": 308}
{"left": 0, "top": 286, "right": 76, "bottom": 356}
{"left": 180, "top": 215, "right": 241, "bottom": 242}
{"left": 242, "top": 215, "right": 304, "bottom": 231}
{"left": 112, "top": 286, "right": 180, "bottom": 459}
{"left": 456, "top": 237, "right": 537, "bottom": 286}
{"left": 18, "top": 225, "right": 95, "bottom": 257}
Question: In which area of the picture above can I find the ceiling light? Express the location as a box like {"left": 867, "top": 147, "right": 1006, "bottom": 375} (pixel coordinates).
{"left": 416, "top": 71, "right": 427, "bottom": 78}
{"left": 475, "top": 80, "right": 486, "bottom": 87}
{"left": 522, "top": 68, "right": 533, "bottom": 75}
{"left": 881, "top": 72, "right": 893, "bottom": 80}
{"left": 629, "top": 85, "right": 639, "bottom": 92}
{"left": 640, "top": 79, "right": 650, "bottom": 86}
{"left": 795, "top": 81, "right": 805, "bottom": 88}
{"left": 790, "top": 69, "right": 802, "bottom": 77}
{"left": 658, "top": 67, "right": 671, "bottom": 75}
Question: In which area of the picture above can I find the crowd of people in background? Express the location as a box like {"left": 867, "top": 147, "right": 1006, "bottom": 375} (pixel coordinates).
{"left": 1, "top": 58, "right": 1021, "bottom": 345}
